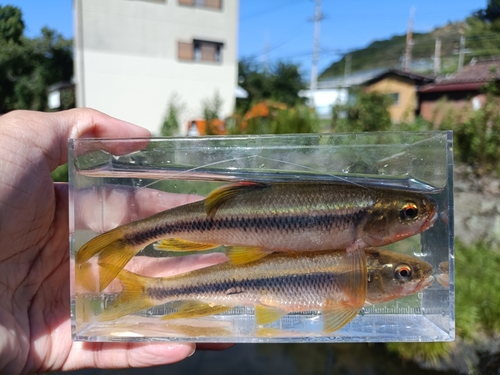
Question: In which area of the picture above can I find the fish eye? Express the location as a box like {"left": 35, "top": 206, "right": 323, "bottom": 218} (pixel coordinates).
{"left": 395, "top": 264, "right": 412, "bottom": 280}
{"left": 399, "top": 202, "right": 419, "bottom": 221}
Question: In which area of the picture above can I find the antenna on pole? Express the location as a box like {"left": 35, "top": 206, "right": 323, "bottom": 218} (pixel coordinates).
{"left": 404, "top": 6, "right": 415, "bottom": 72}
{"left": 309, "top": 0, "right": 323, "bottom": 107}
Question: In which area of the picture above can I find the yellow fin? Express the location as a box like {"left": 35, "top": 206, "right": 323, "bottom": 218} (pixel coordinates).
{"left": 322, "top": 249, "right": 367, "bottom": 333}
{"left": 227, "top": 246, "right": 273, "bottom": 265}
{"left": 76, "top": 226, "right": 125, "bottom": 264}
{"left": 205, "top": 182, "right": 267, "bottom": 217}
{"left": 75, "top": 262, "right": 99, "bottom": 293}
{"left": 96, "top": 242, "right": 141, "bottom": 292}
{"left": 255, "top": 305, "right": 288, "bottom": 325}
{"left": 162, "top": 301, "right": 232, "bottom": 320}
{"left": 97, "top": 267, "right": 155, "bottom": 321}
{"left": 322, "top": 305, "right": 361, "bottom": 333}
{"left": 153, "top": 238, "right": 220, "bottom": 252}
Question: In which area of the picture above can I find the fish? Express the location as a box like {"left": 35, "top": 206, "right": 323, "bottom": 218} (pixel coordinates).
{"left": 76, "top": 181, "right": 438, "bottom": 291}
{"left": 96, "top": 248, "right": 433, "bottom": 334}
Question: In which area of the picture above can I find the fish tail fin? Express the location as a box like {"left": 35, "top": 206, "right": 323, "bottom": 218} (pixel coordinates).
{"left": 97, "top": 266, "right": 155, "bottom": 321}
{"left": 76, "top": 227, "right": 126, "bottom": 264}
{"left": 76, "top": 227, "right": 142, "bottom": 292}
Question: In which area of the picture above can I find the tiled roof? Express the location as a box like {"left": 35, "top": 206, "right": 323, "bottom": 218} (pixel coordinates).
{"left": 419, "top": 58, "right": 500, "bottom": 93}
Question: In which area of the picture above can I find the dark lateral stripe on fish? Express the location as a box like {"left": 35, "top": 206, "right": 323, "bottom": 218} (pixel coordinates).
{"left": 126, "top": 211, "right": 368, "bottom": 246}
{"left": 145, "top": 272, "right": 347, "bottom": 301}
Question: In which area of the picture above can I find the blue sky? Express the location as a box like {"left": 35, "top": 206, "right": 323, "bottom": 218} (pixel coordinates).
{"left": 1, "top": 0, "right": 487, "bottom": 78}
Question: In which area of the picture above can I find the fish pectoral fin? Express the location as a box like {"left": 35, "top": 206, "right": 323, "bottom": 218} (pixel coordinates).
{"left": 161, "top": 301, "right": 232, "bottom": 320}
{"left": 153, "top": 238, "right": 220, "bottom": 252}
{"left": 97, "top": 267, "right": 155, "bottom": 321}
{"left": 255, "top": 305, "right": 288, "bottom": 325}
{"left": 227, "top": 246, "right": 273, "bottom": 265}
{"left": 205, "top": 182, "right": 268, "bottom": 217}
{"left": 322, "top": 304, "right": 361, "bottom": 333}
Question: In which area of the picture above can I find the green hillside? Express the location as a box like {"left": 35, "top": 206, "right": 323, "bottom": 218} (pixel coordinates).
{"left": 319, "top": 23, "right": 465, "bottom": 79}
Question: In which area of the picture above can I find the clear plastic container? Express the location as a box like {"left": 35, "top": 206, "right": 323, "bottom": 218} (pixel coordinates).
{"left": 69, "top": 132, "right": 454, "bottom": 343}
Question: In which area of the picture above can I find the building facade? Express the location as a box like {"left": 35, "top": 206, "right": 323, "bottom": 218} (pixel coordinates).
{"left": 74, "top": 0, "right": 238, "bottom": 134}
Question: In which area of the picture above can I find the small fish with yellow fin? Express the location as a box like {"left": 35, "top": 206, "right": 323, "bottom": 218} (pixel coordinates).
{"left": 76, "top": 181, "right": 438, "bottom": 291}
{"left": 96, "top": 248, "right": 433, "bottom": 334}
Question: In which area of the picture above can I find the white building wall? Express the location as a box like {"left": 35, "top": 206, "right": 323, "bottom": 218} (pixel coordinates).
{"left": 73, "top": 0, "right": 238, "bottom": 135}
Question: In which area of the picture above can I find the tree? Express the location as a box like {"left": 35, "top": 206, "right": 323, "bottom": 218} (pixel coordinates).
{"left": 237, "top": 59, "right": 305, "bottom": 113}
{"left": 331, "top": 89, "right": 393, "bottom": 133}
{"left": 0, "top": 6, "right": 74, "bottom": 113}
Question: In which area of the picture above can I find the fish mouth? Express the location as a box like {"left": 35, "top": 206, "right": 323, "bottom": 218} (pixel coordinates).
{"left": 416, "top": 275, "right": 434, "bottom": 292}
{"left": 420, "top": 207, "right": 438, "bottom": 233}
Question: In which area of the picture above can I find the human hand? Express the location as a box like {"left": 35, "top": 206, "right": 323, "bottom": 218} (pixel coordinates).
{"left": 0, "top": 109, "right": 227, "bottom": 375}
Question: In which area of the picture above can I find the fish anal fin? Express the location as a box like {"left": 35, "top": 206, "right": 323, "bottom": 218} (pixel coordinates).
{"left": 162, "top": 301, "right": 232, "bottom": 320}
{"left": 153, "top": 238, "right": 219, "bottom": 252}
{"left": 97, "top": 267, "right": 155, "bottom": 321}
{"left": 322, "top": 304, "right": 361, "bottom": 333}
{"left": 227, "top": 246, "right": 273, "bottom": 265}
{"left": 205, "top": 182, "right": 267, "bottom": 217}
{"left": 255, "top": 305, "right": 288, "bottom": 325}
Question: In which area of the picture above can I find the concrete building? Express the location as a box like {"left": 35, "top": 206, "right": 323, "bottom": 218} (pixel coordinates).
{"left": 73, "top": 0, "right": 239, "bottom": 135}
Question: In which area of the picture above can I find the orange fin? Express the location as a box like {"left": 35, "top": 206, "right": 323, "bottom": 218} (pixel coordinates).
{"left": 153, "top": 238, "right": 220, "bottom": 252}
{"left": 75, "top": 262, "right": 99, "bottom": 293}
{"left": 163, "top": 323, "right": 232, "bottom": 337}
{"left": 227, "top": 246, "right": 273, "bottom": 265}
{"left": 255, "top": 305, "right": 288, "bottom": 325}
{"left": 97, "top": 267, "right": 155, "bottom": 321}
{"left": 161, "top": 301, "right": 232, "bottom": 320}
{"left": 205, "top": 182, "right": 268, "bottom": 218}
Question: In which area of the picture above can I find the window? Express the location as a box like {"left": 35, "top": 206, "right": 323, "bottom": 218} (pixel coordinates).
{"left": 178, "top": 39, "right": 223, "bottom": 63}
{"left": 388, "top": 93, "right": 400, "bottom": 106}
{"left": 178, "top": 0, "right": 222, "bottom": 10}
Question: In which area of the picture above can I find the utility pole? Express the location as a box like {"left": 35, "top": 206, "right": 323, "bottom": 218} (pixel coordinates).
{"left": 404, "top": 6, "right": 415, "bottom": 72}
{"left": 344, "top": 54, "right": 352, "bottom": 81}
{"left": 434, "top": 38, "right": 441, "bottom": 75}
{"left": 309, "top": 0, "right": 323, "bottom": 107}
{"left": 457, "top": 35, "right": 471, "bottom": 72}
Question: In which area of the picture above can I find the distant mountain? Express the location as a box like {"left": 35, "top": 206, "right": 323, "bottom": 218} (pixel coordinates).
{"left": 319, "top": 23, "right": 465, "bottom": 80}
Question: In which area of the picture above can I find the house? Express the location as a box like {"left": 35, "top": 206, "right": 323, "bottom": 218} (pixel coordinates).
{"left": 361, "top": 69, "right": 434, "bottom": 123}
{"left": 73, "top": 0, "right": 239, "bottom": 135}
{"left": 418, "top": 58, "right": 500, "bottom": 124}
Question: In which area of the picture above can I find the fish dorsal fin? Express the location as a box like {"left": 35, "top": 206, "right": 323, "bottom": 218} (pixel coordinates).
{"left": 255, "top": 305, "right": 288, "bottom": 325}
{"left": 205, "top": 182, "right": 268, "bottom": 218}
{"left": 322, "top": 249, "right": 367, "bottom": 333}
{"left": 161, "top": 301, "right": 231, "bottom": 320}
{"left": 153, "top": 238, "right": 220, "bottom": 252}
{"left": 227, "top": 246, "right": 273, "bottom": 265}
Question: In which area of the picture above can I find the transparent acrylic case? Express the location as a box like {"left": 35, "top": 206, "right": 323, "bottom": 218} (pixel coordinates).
{"left": 69, "top": 132, "right": 454, "bottom": 343}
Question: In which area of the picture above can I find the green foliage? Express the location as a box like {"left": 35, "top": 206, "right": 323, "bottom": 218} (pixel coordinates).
{"left": 320, "top": 23, "right": 464, "bottom": 78}
{"left": 161, "top": 93, "right": 185, "bottom": 136}
{"left": 237, "top": 59, "right": 306, "bottom": 114}
{"left": 331, "top": 89, "right": 393, "bottom": 132}
{"left": 241, "top": 105, "right": 319, "bottom": 135}
{"left": 202, "top": 90, "right": 224, "bottom": 135}
{"left": 438, "top": 78, "right": 500, "bottom": 175}
{"left": 0, "top": 6, "right": 74, "bottom": 113}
